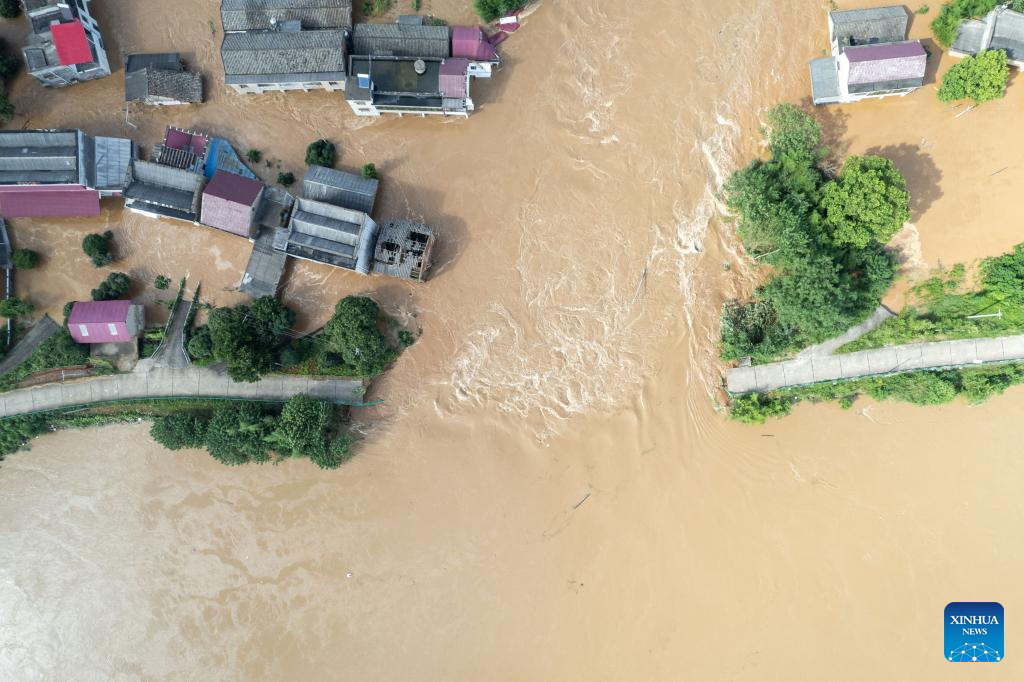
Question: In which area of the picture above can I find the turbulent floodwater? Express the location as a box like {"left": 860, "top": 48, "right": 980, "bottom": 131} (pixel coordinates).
{"left": 3, "top": 0, "right": 1024, "bottom": 679}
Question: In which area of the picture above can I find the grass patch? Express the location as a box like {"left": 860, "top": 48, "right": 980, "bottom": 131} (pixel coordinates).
{"left": 0, "top": 328, "right": 90, "bottom": 392}
{"left": 838, "top": 246, "right": 1024, "bottom": 352}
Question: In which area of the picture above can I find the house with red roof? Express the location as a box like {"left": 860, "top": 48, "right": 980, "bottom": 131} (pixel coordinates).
{"left": 201, "top": 171, "right": 265, "bottom": 238}
{"left": 21, "top": 0, "right": 111, "bottom": 87}
{"left": 67, "top": 300, "right": 145, "bottom": 345}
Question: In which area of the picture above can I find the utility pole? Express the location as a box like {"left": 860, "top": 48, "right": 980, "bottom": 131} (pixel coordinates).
{"left": 966, "top": 309, "right": 1003, "bottom": 320}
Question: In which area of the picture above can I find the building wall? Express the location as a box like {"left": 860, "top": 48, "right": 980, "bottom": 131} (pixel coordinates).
{"left": 230, "top": 80, "right": 345, "bottom": 95}
{"left": 345, "top": 99, "right": 469, "bottom": 118}
{"left": 200, "top": 191, "right": 260, "bottom": 238}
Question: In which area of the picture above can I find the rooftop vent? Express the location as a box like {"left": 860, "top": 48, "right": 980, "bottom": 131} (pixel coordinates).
{"left": 413, "top": 59, "right": 426, "bottom": 75}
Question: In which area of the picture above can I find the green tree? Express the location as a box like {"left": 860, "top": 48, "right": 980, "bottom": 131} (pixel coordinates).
{"left": 981, "top": 243, "right": 1024, "bottom": 302}
{"left": 277, "top": 171, "right": 295, "bottom": 186}
{"left": 91, "top": 272, "right": 131, "bottom": 301}
{"left": 11, "top": 248, "right": 39, "bottom": 269}
{"left": 361, "top": 163, "right": 378, "bottom": 180}
{"left": 763, "top": 102, "right": 824, "bottom": 164}
{"left": 820, "top": 155, "right": 910, "bottom": 249}
{"left": 310, "top": 433, "right": 356, "bottom": 469}
{"left": 0, "top": 0, "right": 20, "bottom": 19}
{"left": 0, "top": 92, "right": 13, "bottom": 124}
{"left": 0, "top": 49, "right": 19, "bottom": 80}
{"left": 246, "top": 149, "right": 262, "bottom": 163}
{"left": 306, "top": 139, "right": 336, "bottom": 167}
{"left": 82, "top": 230, "right": 115, "bottom": 267}
{"left": 150, "top": 414, "right": 208, "bottom": 451}
{"left": 186, "top": 326, "right": 214, "bottom": 363}
{"left": 729, "top": 394, "right": 793, "bottom": 424}
{"left": 321, "top": 296, "right": 398, "bottom": 377}
{"left": 266, "top": 394, "right": 333, "bottom": 460}
{"left": 473, "top": 0, "right": 519, "bottom": 22}
{"left": 0, "top": 297, "right": 32, "bottom": 318}
{"left": 208, "top": 297, "right": 295, "bottom": 382}
{"left": 154, "top": 275, "right": 170, "bottom": 290}
{"left": 204, "top": 402, "right": 273, "bottom": 465}
{"left": 937, "top": 49, "right": 1010, "bottom": 104}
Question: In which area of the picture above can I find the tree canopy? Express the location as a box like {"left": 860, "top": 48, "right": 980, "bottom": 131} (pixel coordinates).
{"left": 82, "top": 231, "right": 115, "bottom": 268}
{"left": 820, "top": 155, "right": 910, "bottom": 249}
{"left": 265, "top": 394, "right": 333, "bottom": 461}
{"left": 208, "top": 297, "right": 295, "bottom": 382}
{"left": 150, "top": 414, "right": 208, "bottom": 451}
{"left": 937, "top": 49, "right": 1010, "bottom": 104}
{"left": 932, "top": 0, "right": 1000, "bottom": 47}
{"left": 11, "top": 248, "right": 39, "bottom": 269}
{"left": 305, "top": 139, "right": 336, "bottom": 167}
{"left": 204, "top": 401, "right": 274, "bottom": 465}
{"left": 473, "top": 0, "right": 520, "bottom": 22}
{"left": 321, "top": 296, "right": 398, "bottom": 377}
{"left": 91, "top": 272, "right": 131, "bottom": 301}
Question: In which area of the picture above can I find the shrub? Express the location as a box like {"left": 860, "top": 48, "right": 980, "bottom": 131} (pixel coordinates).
{"left": 91, "top": 272, "right": 131, "bottom": 301}
{"left": 0, "top": 92, "right": 13, "bottom": 124}
{"left": 820, "top": 156, "right": 910, "bottom": 248}
{"left": 150, "top": 414, "right": 208, "bottom": 450}
{"left": 0, "top": 297, "right": 33, "bottom": 318}
{"left": 864, "top": 371, "right": 958, "bottom": 405}
{"left": 246, "top": 149, "right": 262, "bottom": 163}
{"left": 917, "top": 4, "right": 930, "bottom": 13}
{"left": 0, "top": 46, "right": 18, "bottom": 79}
{"left": 0, "top": 415, "right": 47, "bottom": 459}
{"left": 321, "top": 296, "right": 398, "bottom": 377}
{"left": 154, "top": 275, "right": 171, "bottom": 290}
{"left": 729, "top": 394, "right": 793, "bottom": 424}
{"left": 11, "top": 248, "right": 39, "bottom": 269}
{"left": 412, "top": 0, "right": 421, "bottom": 9}
{"left": 277, "top": 171, "right": 295, "bottom": 186}
{"left": 473, "top": 0, "right": 519, "bottom": 22}
{"left": 361, "top": 163, "right": 378, "bottom": 180}
{"left": 937, "top": 49, "right": 1010, "bottom": 104}
{"left": 306, "top": 139, "right": 336, "bottom": 167}
{"left": 398, "top": 329, "right": 415, "bottom": 347}
{"left": 82, "top": 230, "right": 115, "bottom": 267}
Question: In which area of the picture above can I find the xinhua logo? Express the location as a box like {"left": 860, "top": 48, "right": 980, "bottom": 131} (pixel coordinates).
{"left": 945, "top": 602, "right": 1004, "bottom": 662}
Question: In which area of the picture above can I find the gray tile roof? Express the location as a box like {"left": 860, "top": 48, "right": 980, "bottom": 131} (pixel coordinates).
{"left": 221, "top": 29, "right": 347, "bottom": 83}
{"left": 126, "top": 160, "right": 206, "bottom": 216}
{"left": 125, "top": 53, "right": 183, "bottom": 73}
{"left": 991, "top": 9, "right": 1024, "bottom": 61}
{"left": 809, "top": 57, "right": 840, "bottom": 104}
{"left": 952, "top": 19, "right": 988, "bottom": 55}
{"left": 125, "top": 68, "right": 204, "bottom": 103}
{"left": 221, "top": 0, "right": 352, "bottom": 31}
{"left": 303, "top": 165, "right": 378, "bottom": 214}
{"left": 352, "top": 23, "right": 451, "bottom": 58}
{"left": 0, "top": 130, "right": 80, "bottom": 184}
{"left": 830, "top": 6, "right": 908, "bottom": 51}
{"left": 284, "top": 198, "right": 378, "bottom": 273}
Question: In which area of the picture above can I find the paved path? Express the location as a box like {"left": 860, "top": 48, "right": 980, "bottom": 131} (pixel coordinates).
{"left": 0, "top": 366, "right": 365, "bottom": 417}
{"left": 150, "top": 299, "right": 191, "bottom": 369}
{"left": 794, "top": 305, "right": 895, "bottom": 359}
{"left": 0, "top": 315, "right": 59, "bottom": 376}
{"left": 727, "top": 335, "right": 1024, "bottom": 394}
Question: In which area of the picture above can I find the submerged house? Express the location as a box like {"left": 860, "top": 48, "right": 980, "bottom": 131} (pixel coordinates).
{"left": 280, "top": 198, "right": 380, "bottom": 273}
{"left": 951, "top": 5, "right": 1024, "bottom": 68}
{"left": 21, "top": 0, "right": 111, "bottom": 87}
{"left": 345, "top": 21, "right": 499, "bottom": 117}
{"left": 221, "top": 29, "right": 348, "bottom": 94}
{"left": 220, "top": 0, "right": 353, "bottom": 32}
{"left": 372, "top": 219, "right": 434, "bottom": 281}
{"left": 810, "top": 6, "right": 926, "bottom": 105}
{"left": 124, "top": 160, "right": 207, "bottom": 223}
{"left": 125, "top": 53, "right": 204, "bottom": 106}
{"left": 200, "top": 170, "right": 265, "bottom": 238}
{"left": 0, "top": 129, "right": 135, "bottom": 218}
{"left": 67, "top": 300, "right": 145, "bottom": 345}
{"left": 303, "top": 165, "right": 378, "bottom": 213}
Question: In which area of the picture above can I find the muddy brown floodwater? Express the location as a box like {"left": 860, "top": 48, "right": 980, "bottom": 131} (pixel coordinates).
{"left": 2, "top": 0, "right": 1024, "bottom": 679}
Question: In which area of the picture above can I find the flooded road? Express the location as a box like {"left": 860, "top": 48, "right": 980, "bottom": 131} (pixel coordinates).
{"left": 2, "top": 0, "right": 1024, "bottom": 679}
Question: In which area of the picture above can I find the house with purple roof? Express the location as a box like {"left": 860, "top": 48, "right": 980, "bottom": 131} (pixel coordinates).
{"left": 201, "top": 171, "right": 265, "bottom": 238}
{"left": 809, "top": 6, "right": 926, "bottom": 105}
{"left": 67, "top": 300, "right": 145, "bottom": 345}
